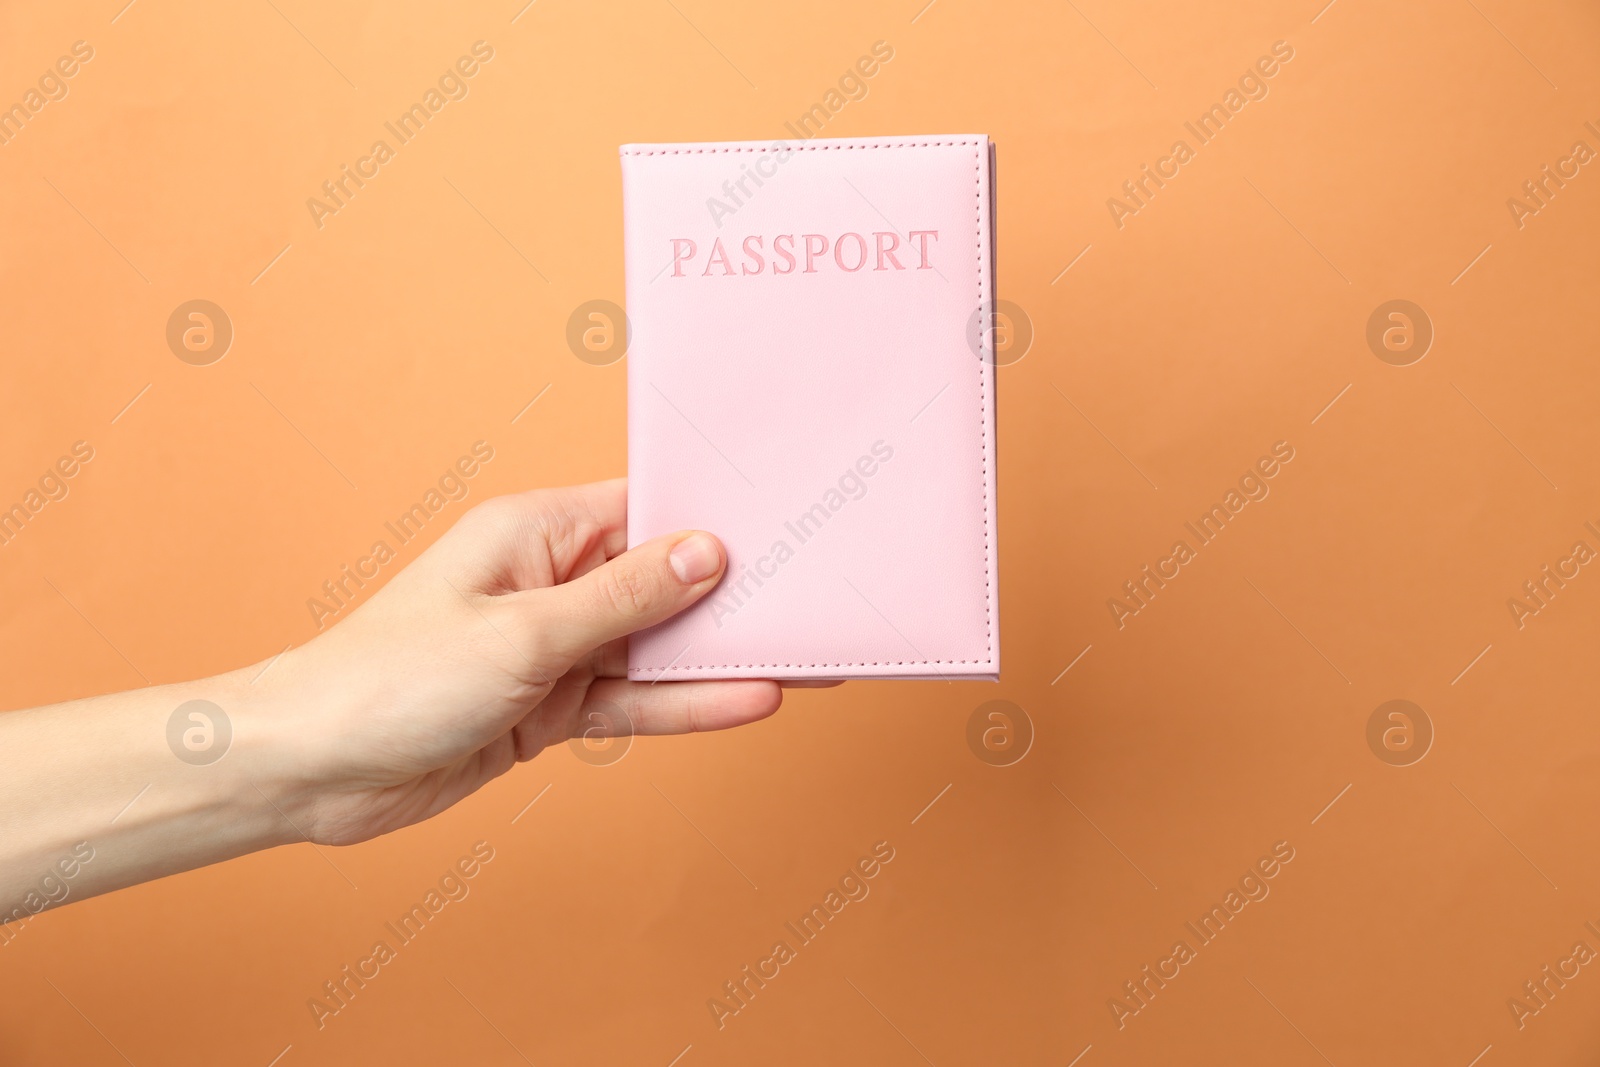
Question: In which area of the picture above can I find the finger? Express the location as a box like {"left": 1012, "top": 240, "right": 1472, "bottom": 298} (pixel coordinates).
{"left": 416, "top": 478, "right": 630, "bottom": 594}
{"left": 518, "top": 530, "right": 725, "bottom": 664}
{"left": 576, "top": 678, "right": 782, "bottom": 736}
{"left": 574, "top": 635, "right": 630, "bottom": 679}
{"left": 557, "top": 477, "right": 629, "bottom": 562}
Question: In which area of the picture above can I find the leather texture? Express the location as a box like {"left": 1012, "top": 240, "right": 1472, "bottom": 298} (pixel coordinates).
{"left": 621, "top": 134, "right": 998, "bottom": 680}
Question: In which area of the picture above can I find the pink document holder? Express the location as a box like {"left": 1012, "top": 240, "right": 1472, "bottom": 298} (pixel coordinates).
{"left": 622, "top": 135, "right": 998, "bottom": 681}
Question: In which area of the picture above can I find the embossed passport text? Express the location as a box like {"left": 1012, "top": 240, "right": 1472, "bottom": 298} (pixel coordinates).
{"left": 621, "top": 134, "right": 998, "bottom": 681}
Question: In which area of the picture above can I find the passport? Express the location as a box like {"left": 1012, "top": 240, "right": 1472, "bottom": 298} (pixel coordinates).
{"left": 621, "top": 134, "right": 998, "bottom": 681}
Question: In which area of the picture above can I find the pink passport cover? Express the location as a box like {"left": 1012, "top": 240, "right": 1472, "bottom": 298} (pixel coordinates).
{"left": 621, "top": 134, "right": 997, "bottom": 681}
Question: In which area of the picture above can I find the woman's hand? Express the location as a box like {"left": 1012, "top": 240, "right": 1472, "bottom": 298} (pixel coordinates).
{"left": 0, "top": 478, "right": 793, "bottom": 917}
{"left": 252, "top": 478, "right": 782, "bottom": 845}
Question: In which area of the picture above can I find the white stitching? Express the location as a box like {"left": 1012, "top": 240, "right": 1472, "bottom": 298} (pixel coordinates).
{"left": 631, "top": 660, "right": 991, "bottom": 670}
{"left": 628, "top": 138, "right": 995, "bottom": 671}
{"left": 620, "top": 141, "right": 984, "bottom": 155}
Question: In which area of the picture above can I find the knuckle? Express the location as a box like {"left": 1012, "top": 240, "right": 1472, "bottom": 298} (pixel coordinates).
{"left": 598, "top": 564, "right": 655, "bottom": 618}
{"left": 466, "top": 490, "right": 560, "bottom": 538}
{"left": 680, "top": 687, "right": 707, "bottom": 734}
{"left": 459, "top": 496, "right": 518, "bottom": 539}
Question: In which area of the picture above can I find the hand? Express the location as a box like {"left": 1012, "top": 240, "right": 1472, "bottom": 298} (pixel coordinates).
{"left": 248, "top": 478, "right": 784, "bottom": 845}
{"left": 0, "top": 477, "right": 801, "bottom": 915}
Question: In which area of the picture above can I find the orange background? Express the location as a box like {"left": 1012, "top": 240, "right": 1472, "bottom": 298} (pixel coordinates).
{"left": 2, "top": 0, "right": 1599, "bottom": 1063}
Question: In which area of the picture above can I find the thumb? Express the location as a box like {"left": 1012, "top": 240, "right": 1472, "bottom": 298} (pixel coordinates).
{"left": 524, "top": 530, "right": 726, "bottom": 663}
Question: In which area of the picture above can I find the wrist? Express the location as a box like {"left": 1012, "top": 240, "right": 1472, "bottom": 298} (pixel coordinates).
{"left": 111, "top": 669, "right": 310, "bottom": 863}
{"left": 210, "top": 656, "right": 341, "bottom": 848}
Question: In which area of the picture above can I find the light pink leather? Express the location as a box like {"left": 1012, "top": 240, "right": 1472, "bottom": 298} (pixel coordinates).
{"left": 621, "top": 134, "right": 998, "bottom": 681}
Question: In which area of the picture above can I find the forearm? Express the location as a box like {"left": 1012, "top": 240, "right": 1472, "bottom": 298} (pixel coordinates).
{"left": 0, "top": 667, "right": 300, "bottom": 922}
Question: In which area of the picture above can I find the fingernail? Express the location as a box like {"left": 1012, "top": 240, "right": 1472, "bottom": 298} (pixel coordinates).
{"left": 669, "top": 533, "right": 721, "bottom": 584}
